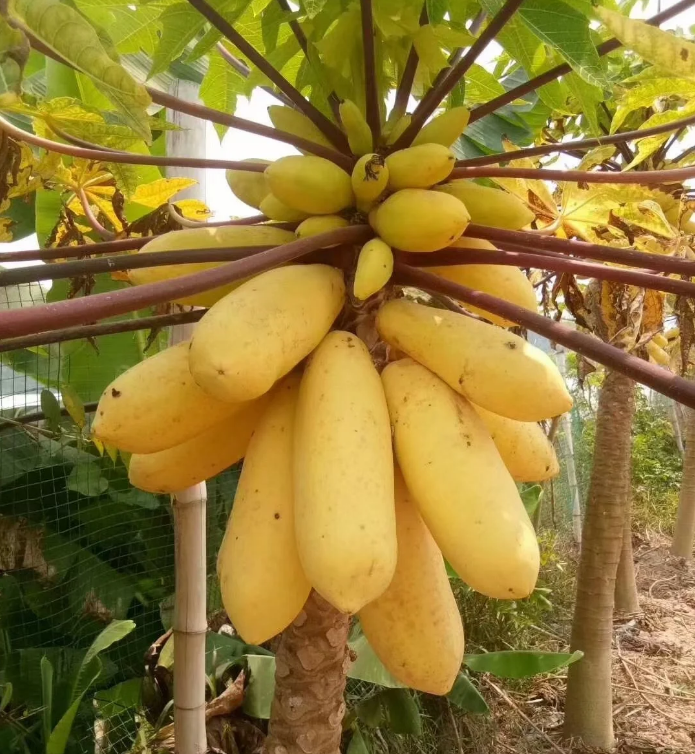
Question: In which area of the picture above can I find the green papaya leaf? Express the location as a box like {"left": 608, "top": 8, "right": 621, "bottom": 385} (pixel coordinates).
{"left": 381, "top": 689, "right": 422, "bottom": 735}
{"left": 40, "top": 389, "right": 62, "bottom": 434}
{"left": 0, "top": 15, "right": 29, "bottom": 106}
{"left": 60, "top": 384, "right": 85, "bottom": 430}
{"left": 464, "top": 650, "right": 583, "bottom": 679}
{"left": 8, "top": 0, "right": 151, "bottom": 140}
{"left": 347, "top": 727, "right": 371, "bottom": 754}
{"left": 66, "top": 462, "right": 109, "bottom": 497}
{"left": 596, "top": 7, "right": 695, "bottom": 81}
{"left": 447, "top": 672, "right": 489, "bottom": 714}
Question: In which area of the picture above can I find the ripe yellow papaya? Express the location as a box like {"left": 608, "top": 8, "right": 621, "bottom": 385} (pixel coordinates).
{"left": 351, "top": 153, "right": 389, "bottom": 204}
{"left": 294, "top": 331, "right": 396, "bottom": 613}
{"left": 412, "top": 106, "right": 470, "bottom": 147}
{"left": 92, "top": 341, "right": 242, "bottom": 454}
{"left": 376, "top": 299, "right": 572, "bottom": 421}
{"left": 225, "top": 158, "right": 270, "bottom": 209}
{"left": 652, "top": 333, "right": 668, "bottom": 348}
{"left": 666, "top": 326, "right": 680, "bottom": 340}
{"left": 646, "top": 340, "right": 670, "bottom": 365}
{"left": 265, "top": 156, "right": 354, "bottom": 215}
{"left": 189, "top": 264, "right": 345, "bottom": 403}
{"left": 267, "top": 105, "right": 335, "bottom": 151}
{"left": 436, "top": 180, "right": 535, "bottom": 230}
{"left": 359, "top": 469, "right": 464, "bottom": 694}
{"left": 128, "top": 396, "right": 269, "bottom": 494}
{"left": 259, "top": 193, "right": 310, "bottom": 222}
{"left": 296, "top": 215, "right": 350, "bottom": 242}
{"left": 339, "top": 99, "right": 373, "bottom": 156}
{"left": 381, "top": 359, "right": 540, "bottom": 599}
{"left": 385, "top": 144, "right": 456, "bottom": 190}
{"left": 429, "top": 237, "right": 537, "bottom": 327}
{"left": 128, "top": 225, "right": 295, "bottom": 308}
{"left": 371, "top": 189, "right": 470, "bottom": 252}
{"left": 473, "top": 404, "right": 559, "bottom": 482}
{"left": 353, "top": 238, "right": 393, "bottom": 300}
{"left": 217, "top": 373, "right": 311, "bottom": 644}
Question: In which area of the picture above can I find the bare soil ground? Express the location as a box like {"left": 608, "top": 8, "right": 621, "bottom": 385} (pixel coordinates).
{"left": 455, "top": 533, "right": 695, "bottom": 754}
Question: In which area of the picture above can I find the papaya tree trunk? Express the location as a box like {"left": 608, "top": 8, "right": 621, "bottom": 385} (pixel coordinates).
{"left": 264, "top": 590, "right": 350, "bottom": 754}
{"left": 614, "top": 504, "right": 639, "bottom": 615}
{"left": 564, "top": 371, "right": 635, "bottom": 750}
{"left": 672, "top": 407, "right": 695, "bottom": 558}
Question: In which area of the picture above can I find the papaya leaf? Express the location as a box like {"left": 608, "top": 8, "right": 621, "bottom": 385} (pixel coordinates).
{"left": 130, "top": 177, "right": 197, "bottom": 209}
{"left": 464, "top": 64, "right": 507, "bottom": 105}
{"left": 60, "top": 384, "right": 86, "bottom": 429}
{"left": 0, "top": 15, "right": 29, "bottom": 107}
{"left": 40, "top": 389, "right": 62, "bottom": 434}
{"left": 72, "top": 0, "right": 163, "bottom": 57}
{"left": 623, "top": 101, "right": 695, "bottom": 170}
{"left": 447, "top": 672, "right": 490, "bottom": 714}
{"left": 200, "top": 47, "right": 246, "bottom": 139}
{"left": 611, "top": 78, "right": 695, "bottom": 134}
{"left": 66, "top": 463, "right": 109, "bottom": 497}
{"left": 149, "top": 2, "right": 202, "bottom": 77}
{"left": 8, "top": 0, "right": 151, "bottom": 140}
{"left": 596, "top": 7, "right": 695, "bottom": 81}
{"left": 464, "top": 650, "right": 583, "bottom": 679}
{"left": 347, "top": 728, "right": 371, "bottom": 754}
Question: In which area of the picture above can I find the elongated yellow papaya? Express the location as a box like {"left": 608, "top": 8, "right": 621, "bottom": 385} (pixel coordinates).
{"left": 359, "top": 469, "right": 464, "bottom": 694}
{"left": 353, "top": 238, "right": 393, "bottom": 300}
{"left": 217, "top": 373, "right": 311, "bottom": 644}
{"left": 351, "top": 154, "right": 389, "bottom": 204}
{"left": 267, "top": 105, "right": 335, "bottom": 151}
{"left": 652, "top": 333, "right": 668, "bottom": 348}
{"left": 429, "top": 237, "right": 537, "bottom": 327}
{"left": 92, "top": 341, "right": 242, "bottom": 454}
{"left": 265, "top": 156, "right": 354, "bottom": 215}
{"left": 385, "top": 144, "right": 456, "bottom": 190}
{"left": 382, "top": 359, "right": 540, "bottom": 598}
{"left": 436, "top": 180, "right": 535, "bottom": 230}
{"left": 376, "top": 299, "right": 572, "bottom": 421}
{"left": 128, "top": 225, "right": 294, "bottom": 308}
{"left": 259, "top": 193, "right": 310, "bottom": 222}
{"left": 189, "top": 265, "right": 345, "bottom": 403}
{"left": 128, "top": 396, "right": 269, "bottom": 494}
{"left": 340, "top": 99, "right": 373, "bottom": 156}
{"left": 226, "top": 159, "right": 269, "bottom": 209}
{"left": 371, "top": 189, "right": 470, "bottom": 252}
{"left": 412, "top": 106, "right": 470, "bottom": 147}
{"left": 473, "top": 404, "right": 559, "bottom": 482}
{"left": 646, "top": 340, "right": 670, "bottom": 365}
{"left": 294, "top": 331, "right": 396, "bottom": 613}
{"left": 296, "top": 215, "right": 350, "bottom": 241}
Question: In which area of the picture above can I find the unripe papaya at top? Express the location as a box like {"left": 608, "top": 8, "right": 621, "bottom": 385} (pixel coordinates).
{"left": 412, "top": 106, "right": 470, "bottom": 147}
{"left": 294, "top": 331, "right": 396, "bottom": 613}
{"left": 371, "top": 189, "right": 470, "bottom": 252}
{"left": 646, "top": 340, "right": 670, "bottom": 366}
{"left": 218, "top": 373, "right": 311, "bottom": 644}
{"left": 353, "top": 238, "right": 393, "bottom": 300}
{"left": 339, "top": 99, "right": 373, "bottom": 156}
{"left": 226, "top": 158, "right": 270, "bottom": 209}
{"left": 267, "top": 105, "right": 335, "bottom": 151}
{"left": 351, "top": 153, "right": 389, "bottom": 204}
{"left": 128, "top": 225, "right": 295, "bottom": 308}
{"left": 429, "top": 237, "right": 537, "bottom": 327}
{"left": 265, "top": 156, "right": 354, "bottom": 215}
{"left": 382, "top": 359, "right": 540, "bottom": 599}
{"left": 128, "top": 396, "right": 269, "bottom": 494}
{"left": 92, "top": 341, "right": 243, "bottom": 454}
{"left": 385, "top": 144, "right": 456, "bottom": 190}
{"left": 652, "top": 333, "right": 668, "bottom": 348}
{"left": 385, "top": 114, "right": 411, "bottom": 145}
{"left": 473, "top": 404, "right": 559, "bottom": 482}
{"left": 259, "top": 193, "right": 310, "bottom": 222}
{"left": 376, "top": 299, "right": 572, "bottom": 421}
{"left": 359, "top": 469, "right": 464, "bottom": 694}
{"left": 189, "top": 265, "right": 346, "bottom": 403}
{"left": 296, "top": 215, "right": 350, "bottom": 242}
{"left": 436, "top": 180, "right": 535, "bottom": 230}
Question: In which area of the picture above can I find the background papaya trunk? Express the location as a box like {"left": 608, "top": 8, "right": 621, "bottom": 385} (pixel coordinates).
{"left": 614, "top": 503, "right": 639, "bottom": 615}
{"left": 671, "top": 407, "right": 695, "bottom": 559}
{"left": 564, "top": 371, "right": 635, "bottom": 750}
{"left": 264, "top": 590, "right": 350, "bottom": 754}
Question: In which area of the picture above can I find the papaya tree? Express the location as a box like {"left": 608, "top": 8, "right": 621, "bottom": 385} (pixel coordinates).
{"left": 4, "top": 2, "right": 695, "bottom": 754}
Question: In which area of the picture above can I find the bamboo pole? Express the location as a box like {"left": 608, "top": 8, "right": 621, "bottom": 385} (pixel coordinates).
{"left": 167, "top": 79, "right": 208, "bottom": 754}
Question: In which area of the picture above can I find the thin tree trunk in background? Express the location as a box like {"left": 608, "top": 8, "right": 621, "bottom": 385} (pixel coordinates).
{"left": 614, "top": 504, "right": 639, "bottom": 615}
{"left": 264, "top": 591, "right": 350, "bottom": 754}
{"left": 555, "top": 349, "right": 582, "bottom": 543}
{"left": 672, "top": 407, "right": 695, "bottom": 558}
{"left": 669, "top": 400, "right": 685, "bottom": 457}
{"left": 167, "top": 80, "right": 208, "bottom": 754}
{"left": 564, "top": 371, "right": 635, "bottom": 750}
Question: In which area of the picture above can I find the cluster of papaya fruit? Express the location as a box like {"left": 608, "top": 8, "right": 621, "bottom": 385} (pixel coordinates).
{"left": 93, "top": 101, "right": 572, "bottom": 695}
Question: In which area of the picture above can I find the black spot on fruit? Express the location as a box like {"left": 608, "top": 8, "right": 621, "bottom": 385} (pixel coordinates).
{"left": 111, "top": 388, "right": 121, "bottom": 398}
{"left": 505, "top": 341, "right": 517, "bottom": 350}
{"left": 274, "top": 512, "right": 281, "bottom": 520}
{"left": 217, "top": 369, "right": 225, "bottom": 376}
{"left": 681, "top": 47, "right": 689, "bottom": 61}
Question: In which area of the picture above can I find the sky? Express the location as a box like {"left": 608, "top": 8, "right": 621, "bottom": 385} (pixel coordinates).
{"left": 1, "top": 0, "right": 694, "bottom": 262}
